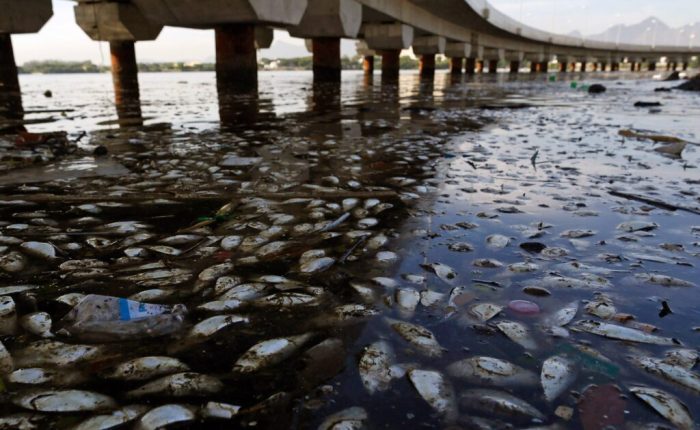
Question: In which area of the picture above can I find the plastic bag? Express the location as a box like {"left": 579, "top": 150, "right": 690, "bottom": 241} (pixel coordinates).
{"left": 59, "top": 295, "right": 187, "bottom": 342}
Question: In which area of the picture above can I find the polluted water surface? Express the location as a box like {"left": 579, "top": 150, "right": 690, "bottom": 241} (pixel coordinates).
{"left": 0, "top": 70, "right": 699, "bottom": 429}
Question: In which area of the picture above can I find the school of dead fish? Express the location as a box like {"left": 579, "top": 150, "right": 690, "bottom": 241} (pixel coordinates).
{"left": 0, "top": 74, "right": 699, "bottom": 429}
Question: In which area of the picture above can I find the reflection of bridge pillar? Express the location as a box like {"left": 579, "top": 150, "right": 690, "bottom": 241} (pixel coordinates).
{"left": 381, "top": 49, "right": 401, "bottom": 81}
{"left": 465, "top": 58, "right": 476, "bottom": 74}
{"left": 75, "top": 1, "right": 162, "bottom": 126}
{"left": 312, "top": 38, "right": 341, "bottom": 82}
{"left": 0, "top": 0, "right": 53, "bottom": 131}
{"left": 488, "top": 60, "right": 498, "bottom": 74}
{"left": 0, "top": 34, "right": 22, "bottom": 127}
{"left": 450, "top": 57, "right": 463, "bottom": 74}
{"left": 419, "top": 54, "right": 436, "bottom": 78}
{"left": 509, "top": 61, "right": 520, "bottom": 74}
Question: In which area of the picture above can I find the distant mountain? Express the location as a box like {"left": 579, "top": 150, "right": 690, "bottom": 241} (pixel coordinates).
{"left": 575, "top": 17, "right": 699, "bottom": 47}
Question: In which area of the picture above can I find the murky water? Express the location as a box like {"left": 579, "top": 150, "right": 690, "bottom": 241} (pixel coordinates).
{"left": 0, "top": 70, "right": 699, "bottom": 429}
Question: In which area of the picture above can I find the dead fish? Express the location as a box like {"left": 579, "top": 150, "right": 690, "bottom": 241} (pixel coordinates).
{"left": 460, "top": 389, "right": 545, "bottom": 422}
{"left": 74, "top": 405, "right": 149, "bottom": 430}
{"left": 560, "top": 229, "right": 596, "bottom": 238}
{"left": 630, "top": 386, "right": 693, "bottom": 430}
{"left": 0, "top": 296, "right": 18, "bottom": 335}
{"left": 233, "top": 333, "right": 314, "bottom": 373}
{"left": 420, "top": 290, "right": 445, "bottom": 307}
{"left": 101, "top": 356, "right": 191, "bottom": 381}
{"left": 135, "top": 404, "right": 197, "bottom": 430}
{"left": 13, "top": 340, "right": 105, "bottom": 368}
{"left": 663, "top": 349, "right": 698, "bottom": 370}
{"left": 19, "top": 242, "right": 56, "bottom": 260}
{"left": 202, "top": 401, "right": 241, "bottom": 420}
{"left": 447, "top": 356, "right": 538, "bottom": 387}
{"left": 159, "top": 235, "right": 201, "bottom": 245}
{"left": 20, "top": 312, "right": 53, "bottom": 338}
{"left": 8, "top": 367, "right": 86, "bottom": 386}
{"left": 486, "top": 234, "right": 510, "bottom": 249}
{"left": 221, "top": 235, "right": 242, "bottom": 250}
{"left": 473, "top": 258, "right": 504, "bottom": 268}
{"left": 169, "top": 315, "right": 249, "bottom": 353}
{"left": 543, "top": 301, "right": 579, "bottom": 328}
{"left": 198, "top": 262, "right": 234, "bottom": 283}
{"left": 408, "top": 369, "right": 457, "bottom": 421}
{"left": 251, "top": 292, "right": 320, "bottom": 308}
{"left": 219, "top": 283, "right": 268, "bottom": 302}
{"left": 572, "top": 320, "right": 680, "bottom": 345}
{"left": 146, "top": 245, "right": 181, "bottom": 256}
{"left": 129, "top": 289, "right": 174, "bottom": 302}
{"left": 509, "top": 262, "right": 539, "bottom": 272}
{"left": 197, "top": 299, "right": 243, "bottom": 313}
{"left": 300, "top": 257, "right": 335, "bottom": 274}
{"left": 533, "top": 275, "right": 610, "bottom": 290}
{"left": 617, "top": 221, "right": 659, "bottom": 232}
{"left": 127, "top": 372, "right": 223, "bottom": 398}
{"left": 421, "top": 262, "right": 457, "bottom": 284}
{"left": 541, "top": 355, "right": 577, "bottom": 402}
{"left": 631, "top": 356, "right": 700, "bottom": 393}
{"left": 584, "top": 293, "right": 617, "bottom": 319}
{"left": 0, "top": 251, "right": 27, "bottom": 272}
{"left": 468, "top": 303, "right": 503, "bottom": 322}
{"left": 635, "top": 273, "right": 696, "bottom": 288}
{"left": 13, "top": 389, "right": 116, "bottom": 412}
{"left": 318, "top": 406, "right": 367, "bottom": 430}
{"left": 386, "top": 318, "right": 444, "bottom": 357}
{"left": 359, "top": 341, "right": 394, "bottom": 394}
{"left": 396, "top": 288, "right": 420, "bottom": 314}
{"left": 495, "top": 321, "right": 537, "bottom": 350}
{"left": 0, "top": 340, "right": 14, "bottom": 374}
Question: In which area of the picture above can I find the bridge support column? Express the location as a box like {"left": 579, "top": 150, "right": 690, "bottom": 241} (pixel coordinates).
{"left": 450, "top": 57, "right": 463, "bottom": 74}
{"left": 648, "top": 61, "right": 656, "bottom": 71}
{"left": 465, "top": 58, "right": 476, "bottom": 74}
{"left": 538, "top": 61, "right": 548, "bottom": 72}
{"left": 600, "top": 62, "right": 607, "bottom": 72}
{"left": 591, "top": 63, "right": 598, "bottom": 72}
{"left": 312, "top": 37, "right": 341, "bottom": 82}
{"left": 363, "top": 56, "right": 374, "bottom": 75}
{"left": 558, "top": 62, "right": 566, "bottom": 72}
{"left": 530, "top": 61, "right": 537, "bottom": 73}
{"left": 381, "top": 49, "right": 401, "bottom": 81}
{"left": 109, "top": 41, "right": 142, "bottom": 122}
{"left": 476, "top": 60, "right": 484, "bottom": 73}
{"left": 509, "top": 60, "right": 520, "bottom": 74}
{"left": 682, "top": 62, "right": 688, "bottom": 71}
{"left": 0, "top": 34, "right": 22, "bottom": 126}
{"left": 488, "top": 59, "right": 498, "bottom": 74}
{"left": 580, "top": 61, "right": 587, "bottom": 72}
{"left": 611, "top": 62, "right": 620, "bottom": 71}
{"left": 216, "top": 24, "right": 258, "bottom": 92}
{"left": 419, "top": 54, "right": 435, "bottom": 78}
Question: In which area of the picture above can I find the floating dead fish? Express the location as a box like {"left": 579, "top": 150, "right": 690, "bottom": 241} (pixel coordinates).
{"left": 495, "top": 321, "right": 537, "bottom": 350}
{"left": 447, "top": 356, "right": 537, "bottom": 387}
{"left": 663, "top": 349, "right": 698, "bottom": 370}
{"left": 0, "top": 340, "right": 13, "bottom": 374}
{"left": 631, "top": 356, "right": 700, "bottom": 393}
{"left": 460, "top": 389, "right": 545, "bottom": 423}
{"left": 13, "top": 340, "right": 105, "bottom": 368}
{"left": 251, "top": 292, "right": 320, "bottom": 308}
{"left": 420, "top": 290, "right": 445, "bottom": 307}
{"left": 198, "top": 262, "right": 234, "bottom": 283}
{"left": 318, "top": 407, "right": 368, "bottom": 430}
{"left": 101, "top": 356, "right": 191, "bottom": 381}
{"left": 617, "top": 221, "right": 659, "bottom": 233}
{"left": 8, "top": 367, "right": 87, "bottom": 386}
{"left": 541, "top": 355, "right": 577, "bottom": 402}
{"left": 0, "top": 296, "right": 18, "bottom": 335}
{"left": 396, "top": 288, "right": 420, "bottom": 313}
{"left": 584, "top": 294, "right": 617, "bottom": 319}
{"left": 635, "top": 273, "right": 696, "bottom": 288}
{"left": 127, "top": 372, "right": 223, "bottom": 398}
{"left": 421, "top": 262, "right": 457, "bottom": 284}
{"left": 359, "top": 341, "right": 394, "bottom": 395}
{"left": 202, "top": 401, "right": 241, "bottom": 420}
{"left": 146, "top": 245, "right": 181, "bottom": 256}
{"left": 13, "top": 389, "right": 116, "bottom": 412}
{"left": 159, "top": 234, "right": 201, "bottom": 245}
{"left": 74, "top": 405, "right": 149, "bottom": 430}
{"left": 233, "top": 333, "right": 314, "bottom": 373}
{"left": 509, "top": 262, "right": 539, "bottom": 273}
{"left": 486, "top": 234, "right": 510, "bottom": 249}
{"left": 386, "top": 318, "right": 444, "bottom": 357}
{"left": 468, "top": 303, "right": 503, "bottom": 322}
{"left": 408, "top": 369, "right": 457, "bottom": 421}
{"left": 560, "top": 229, "right": 596, "bottom": 238}
{"left": 135, "top": 404, "right": 196, "bottom": 430}
{"left": 19, "top": 242, "right": 56, "bottom": 260}
{"left": 221, "top": 235, "right": 242, "bottom": 250}
{"left": 630, "top": 386, "right": 693, "bottom": 430}
{"left": 300, "top": 257, "right": 335, "bottom": 274}
{"left": 20, "top": 312, "right": 53, "bottom": 338}
{"left": 473, "top": 258, "right": 504, "bottom": 268}
{"left": 532, "top": 275, "right": 610, "bottom": 290}
{"left": 0, "top": 251, "right": 27, "bottom": 272}
{"left": 197, "top": 299, "right": 243, "bottom": 313}
{"left": 169, "top": 315, "right": 249, "bottom": 353}
{"left": 543, "top": 301, "right": 579, "bottom": 328}
{"left": 572, "top": 320, "right": 680, "bottom": 345}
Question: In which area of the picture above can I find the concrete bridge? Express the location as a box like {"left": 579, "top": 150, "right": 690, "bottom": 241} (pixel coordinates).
{"left": 1, "top": 0, "right": 698, "bottom": 126}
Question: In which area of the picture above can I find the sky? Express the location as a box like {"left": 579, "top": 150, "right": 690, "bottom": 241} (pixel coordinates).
{"left": 10, "top": 0, "right": 700, "bottom": 65}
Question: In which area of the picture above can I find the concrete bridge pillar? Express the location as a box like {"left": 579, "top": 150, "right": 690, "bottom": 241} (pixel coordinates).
{"left": 290, "top": 0, "right": 361, "bottom": 82}
{"left": 450, "top": 58, "right": 463, "bottom": 74}
{"left": 580, "top": 61, "right": 587, "bottom": 72}
{"left": 476, "top": 60, "right": 484, "bottom": 73}
{"left": 600, "top": 62, "right": 608, "bottom": 72}
{"left": 611, "top": 62, "right": 620, "bottom": 71}
{"left": 648, "top": 61, "right": 656, "bottom": 71}
{"left": 465, "top": 58, "right": 476, "bottom": 74}
{"left": 363, "top": 56, "right": 374, "bottom": 74}
{"left": 413, "top": 36, "right": 445, "bottom": 79}
{"left": 445, "top": 42, "right": 471, "bottom": 75}
{"left": 215, "top": 24, "right": 257, "bottom": 91}
{"left": 364, "top": 23, "right": 413, "bottom": 81}
{"left": 488, "top": 60, "right": 498, "bottom": 74}
{"left": 682, "top": 62, "right": 688, "bottom": 71}
{"left": 75, "top": 1, "right": 162, "bottom": 125}
{"left": 557, "top": 61, "right": 566, "bottom": 73}
{"left": 509, "top": 61, "right": 520, "bottom": 74}
{"left": 537, "top": 61, "right": 548, "bottom": 72}
{"left": 0, "top": 0, "right": 53, "bottom": 130}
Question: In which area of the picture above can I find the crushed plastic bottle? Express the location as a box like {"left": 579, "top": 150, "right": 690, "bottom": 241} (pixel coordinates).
{"left": 59, "top": 295, "right": 187, "bottom": 342}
